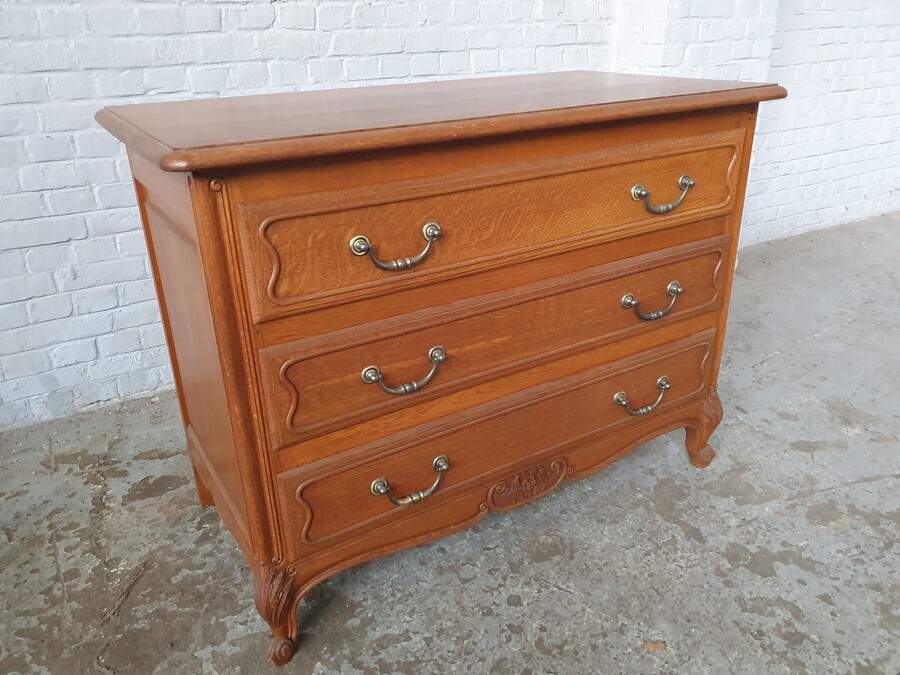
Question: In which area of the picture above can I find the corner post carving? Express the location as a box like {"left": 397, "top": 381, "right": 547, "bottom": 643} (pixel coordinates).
{"left": 254, "top": 560, "right": 303, "bottom": 667}
{"left": 684, "top": 385, "right": 723, "bottom": 468}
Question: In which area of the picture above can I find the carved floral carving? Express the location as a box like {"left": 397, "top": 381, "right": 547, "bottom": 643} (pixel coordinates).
{"left": 487, "top": 459, "right": 569, "bottom": 512}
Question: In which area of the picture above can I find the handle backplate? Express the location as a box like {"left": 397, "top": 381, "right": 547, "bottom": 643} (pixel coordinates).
{"left": 370, "top": 455, "right": 450, "bottom": 507}
{"left": 614, "top": 376, "right": 671, "bottom": 416}
{"left": 350, "top": 221, "right": 442, "bottom": 271}
{"left": 361, "top": 345, "right": 446, "bottom": 396}
{"left": 631, "top": 174, "right": 695, "bottom": 214}
{"left": 621, "top": 281, "right": 683, "bottom": 321}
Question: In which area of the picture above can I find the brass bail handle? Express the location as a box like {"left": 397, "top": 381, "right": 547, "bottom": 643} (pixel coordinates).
{"left": 361, "top": 346, "right": 446, "bottom": 396}
{"left": 614, "top": 376, "right": 671, "bottom": 416}
{"left": 370, "top": 455, "right": 450, "bottom": 507}
{"left": 621, "top": 281, "right": 683, "bottom": 321}
{"left": 631, "top": 174, "right": 695, "bottom": 214}
{"left": 349, "top": 221, "right": 442, "bottom": 271}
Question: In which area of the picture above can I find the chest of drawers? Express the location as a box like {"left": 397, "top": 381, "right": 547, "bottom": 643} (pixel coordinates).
{"left": 97, "top": 71, "right": 785, "bottom": 665}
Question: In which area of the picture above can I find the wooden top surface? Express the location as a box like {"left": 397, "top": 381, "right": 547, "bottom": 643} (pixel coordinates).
{"left": 96, "top": 71, "right": 786, "bottom": 172}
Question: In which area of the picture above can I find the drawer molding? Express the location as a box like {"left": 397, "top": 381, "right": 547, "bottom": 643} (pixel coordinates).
{"left": 278, "top": 381, "right": 720, "bottom": 569}
{"left": 262, "top": 388, "right": 724, "bottom": 668}
{"left": 282, "top": 332, "right": 714, "bottom": 547}
{"left": 245, "top": 129, "right": 742, "bottom": 319}
{"left": 265, "top": 237, "right": 727, "bottom": 445}
{"left": 97, "top": 71, "right": 784, "bottom": 667}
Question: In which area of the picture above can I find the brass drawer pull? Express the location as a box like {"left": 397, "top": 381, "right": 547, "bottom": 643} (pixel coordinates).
{"left": 631, "top": 174, "right": 695, "bottom": 214}
{"left": 614, "top": 376, "right": 670, "bottom": 416}
{"left": 371, "top": 455, "right": 450, "bottom": 506}
{"left": 621, "top": 281, "right": 683, "bottom": 321}
{"left": 349, "top": 221, "right": 442, "bottom": 271}
{"left": 361, "top": 345, "right": 446, "bottom": 395}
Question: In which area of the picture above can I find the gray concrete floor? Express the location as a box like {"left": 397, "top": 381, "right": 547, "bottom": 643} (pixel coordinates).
{"left": 2, "top": 215, "right": 899, "bottom": 675}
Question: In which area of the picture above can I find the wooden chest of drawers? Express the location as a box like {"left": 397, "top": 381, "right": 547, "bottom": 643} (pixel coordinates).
{"left": 97, "top": 71, "right": 785, "bottom": 665}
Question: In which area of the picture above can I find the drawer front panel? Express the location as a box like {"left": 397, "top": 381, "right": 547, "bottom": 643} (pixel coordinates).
{"left": 259, "top": 237, "right": 727, "bottom": 448}
{"left": 276, "top": 331, "right": 714, "bottom": 549}
{"left": 237, "top": 130, "right": 743, "bottom": 321}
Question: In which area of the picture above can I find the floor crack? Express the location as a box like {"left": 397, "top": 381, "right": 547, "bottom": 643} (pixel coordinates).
{"left": 100, "top": 558, "right": 154, "bottom": 624}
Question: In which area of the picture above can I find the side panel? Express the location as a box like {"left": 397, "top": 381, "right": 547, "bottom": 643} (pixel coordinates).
{"left": 711, "top": 105, "right": 760, "bottom": 384}
{"left": 129, "top": 152, "right": 253, "bottom": 557}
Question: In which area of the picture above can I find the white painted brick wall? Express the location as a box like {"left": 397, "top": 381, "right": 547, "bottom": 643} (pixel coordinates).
{"left": 0, "top": 0, "right": 613, "bottom": 429}
{"left": 743, "top": 1, "right": 900, "bottom": 245}
{"left": 1, "top": 0, "right": 898, "bottom": 428}
{"left": 612, "top": 0, "right": 900, "bottom": 246}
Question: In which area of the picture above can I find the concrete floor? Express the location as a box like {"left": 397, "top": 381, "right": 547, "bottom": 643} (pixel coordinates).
{"left": 1, "top": 215, "right": 898, "bottom": 674}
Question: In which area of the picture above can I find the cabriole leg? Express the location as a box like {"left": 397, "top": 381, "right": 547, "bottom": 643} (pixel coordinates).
{"left": 684, "top": 386, "right": 723, "bottom": 468}
{"left": 254, "top": 561, "right": 304, "bottom": 667}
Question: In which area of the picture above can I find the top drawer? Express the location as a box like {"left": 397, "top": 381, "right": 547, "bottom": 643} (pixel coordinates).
{"left": 235, "top": 129, "right": 744, "bottom": 322}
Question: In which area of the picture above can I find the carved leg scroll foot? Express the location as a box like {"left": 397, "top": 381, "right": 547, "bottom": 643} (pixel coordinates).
{"left": 255, "top": 561, "right": 303, "bottom": 667}
{"left": 684, "top": 386, "right": 723, "bottom": 469}
{"left": 267, "top": 636, "right": 297, "bottom": 667}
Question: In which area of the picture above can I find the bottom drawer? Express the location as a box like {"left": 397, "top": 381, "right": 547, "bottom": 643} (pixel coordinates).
{"left": 277, "top": 329, "right": 716, "bottom": 556}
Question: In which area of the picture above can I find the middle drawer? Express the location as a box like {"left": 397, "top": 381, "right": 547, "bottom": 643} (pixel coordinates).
{"left": 259, "top": 235, "right": 728, "bottom": 450}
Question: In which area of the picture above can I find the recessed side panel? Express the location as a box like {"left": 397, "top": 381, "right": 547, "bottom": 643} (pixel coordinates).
{"left": 136, "top": 177, "right": 252, "bottom": 554}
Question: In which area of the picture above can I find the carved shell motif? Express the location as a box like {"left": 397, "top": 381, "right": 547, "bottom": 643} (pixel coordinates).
{"left": 487, "top": 459, "right": 568, "bottom": 512}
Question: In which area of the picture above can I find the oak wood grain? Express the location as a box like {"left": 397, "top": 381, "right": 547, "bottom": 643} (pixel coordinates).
{"left": 277, "top": 331, "right": 713, "bottom": 553}
{"left": 267, "top": 380, "right": 724, "bottom": 629}
{"left": 255, "top": 217, "right": 729, "bottom": 346}
{"left": 136, "top": 186, "right": 253, "bottom": 556}
{"left": 95, "top": 71, "right": 785, "bottom": 170}
{"left": 226, "top": 106, "right": 750, "bottom": 326}
{"left": 260, "top": 236, "right": 726, "bottom": 448}
{"left": 270, "top": 311, "right": 720, "bottom": 472}
{"left": 238, "top": 129, "right": 741, "bottom": 319}
{"left": 97, "top": 72, "right": 784, "bottom": 666}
